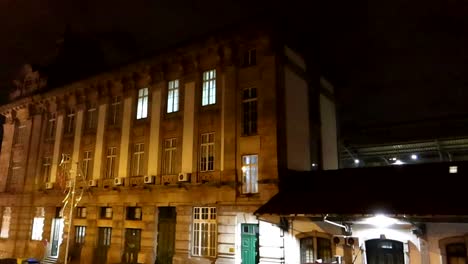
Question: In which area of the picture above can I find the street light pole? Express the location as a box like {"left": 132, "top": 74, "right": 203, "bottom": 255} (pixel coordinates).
{"left": 63, "top": 165, "right": 76, "bottom": 264}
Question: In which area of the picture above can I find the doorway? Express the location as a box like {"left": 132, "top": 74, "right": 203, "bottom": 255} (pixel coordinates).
{"left": 156, "top": 207, "right": 176, "bottom": 264}
{"left": 95, "top": 227, "right": 112, "bottom": 264}
{"left": 365, "top": 239, "right": 404, "bottom": 264}
{"left": 123, "top": 228, "right": 141, "bottom": 264}
{"left": 241, "top": 224, "right": 259, "bottom": 264}
{"left": 50, "top": 218, "right": 64, "bottom": 257}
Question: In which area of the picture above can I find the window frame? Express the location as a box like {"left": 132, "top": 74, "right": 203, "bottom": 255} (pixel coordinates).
{"left": 105, "top": 147, "right": 117, "bottom": 179}
{"left": 100, "top": 207, "right": 113, "bottom": 219}
{"left": 14, "top": 123, "right": 27, "bottom": 145}
{"left": 300, "top": 236, "right": 332, "bottom": 264}
{"left": 192, "top": 207, "right": 217, "bottom": 257}
{"left": 200, "top": 133, "right": 215, "bottom": 172}
{"left": 202, "top": 69, "right": 216, "bottom": 106}
{"left": 241, "top": 87, "right": 258, "bottom": 136}
{"left": 82, "top": 150, "right": 92, "bottom": 180}
{"left": 162, "top": 138, "right": 177, "bottom": 175}
{"left": 132, "top": 143, "right": 145, "bottom": 176}
{"left": 136, "top": 88, "right": 149, "bottom": 120}
{"left": 76, "top": 207, "right": 87, "bottom": 219}
{"left": 126, "top": 207, "right": 143, "bottom": 221}
{"left": 46, "top": 112, "right": 56, "bottom": 139}
{"left": 86, "top": 103, "right": 98, "bottom": 130}
{"left": 0, "top": 207, "right": 11, "bottom": 239}
{"left": 241, "top": 154, "right": 259, "bottom": 194}
{"left": 108, "top": 95, "right": 122, "bottom": 127}
{"left": 242, "top": 49, "right": 257, "bottom": 67}
{"left": 65, "top": 108, "right": 76, "bottom": 135}
{"left": 167, "top": 80, "right": 180, "bottom": 113}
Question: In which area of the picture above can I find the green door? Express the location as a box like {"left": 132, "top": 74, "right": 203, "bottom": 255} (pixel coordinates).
{"left": 156, "top": 207, "right": 176, "bottom": 264}
{"left": 241, "top": 224, "right": 259, "bottom": 264}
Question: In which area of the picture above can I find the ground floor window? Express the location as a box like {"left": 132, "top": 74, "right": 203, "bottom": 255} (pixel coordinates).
{"left": 446, "top": 243, "right": 467, "bottom": 264}
{"left": 300, "top": 236, "right": 332, "bottom": 263}
{"left": 192, "top": 207, "right": 217, "bottom": 257}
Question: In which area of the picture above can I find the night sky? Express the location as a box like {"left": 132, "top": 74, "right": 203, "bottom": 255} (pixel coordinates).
{"left": 1, "top": 0, "right": 467, "bottom": 137}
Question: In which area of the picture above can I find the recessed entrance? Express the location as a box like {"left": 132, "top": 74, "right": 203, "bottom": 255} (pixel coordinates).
{"left": 365, "top": 239, "right": 404, "bottom": 264}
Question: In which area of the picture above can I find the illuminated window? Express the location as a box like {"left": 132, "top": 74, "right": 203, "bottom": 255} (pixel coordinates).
{"left": 242, "top": 49, "right": 257, "bottom": 67}
{"left": 81, "top": 151, "right": 92, "bottom": 179}
{"left": 192, "top": 207, "right": 217, "bottom": 257}
{"left": 31, "top": 207, "right": 45, "bottom": 241}
{"left": 242, "top": 155, "right": 258, "bottom": 194}
{"left": 75, "top": 226, "right": 86, "bottom": 244}
{"left": 86, "top": 104, "right": 97, "bottom": 130}
{"left": 42, "top": 157, "right": 51, "bottom": 182}
{"left": 200, "top": 133, "right": 215, "bottom": 172}
{"left": 132, "top": 143, "right": 145, "bottom": 176}
{"left": 0, "top": 207, "right": 11, "bottom": 238}
{"left": 163, "top": 138, "right": 177, "bottom": 175}
{"left": 242, "top": 87, "right": 258, "bottom": 135}
{"left": 46, "top": 112, "right": 56, "bottom": 139}
{"left": 167, "top": 80, "right": 179, "bottom": 113}
{"left": 108, "top": 96, "right": 122, "bottom": 126}
{"left": 136, "top": 88, "right": 149, "bottom": 119}
{"left": 300, "top": 237, "right": 332, "bottom": 264}
{"left": 65, "top": 108, "right": 76, "bottom": 134}
{"left": 105, "top": 147, "right": 117, "bottom": 179}
{"left": 202, "top": 70, "right": 216, "bottom": 106}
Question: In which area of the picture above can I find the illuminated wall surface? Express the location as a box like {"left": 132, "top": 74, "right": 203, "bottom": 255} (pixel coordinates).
{"left": 0, "top": 26, "right": 341, "bottom": 264}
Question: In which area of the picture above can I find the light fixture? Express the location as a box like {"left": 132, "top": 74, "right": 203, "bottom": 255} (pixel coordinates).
{"left": 411, "top": 154, "right": 418, "bottom": 160}
{"left": 311, "top": 163, "right": 317, "bottom": 167}
{"left": 393, "top": 160, "right": 404, "bottom": 165}
{"left": 354, "top": 159, "right": 360, "bottom": 164}
{"left": 364, "top": 214, "right": 398, "bottom": 228}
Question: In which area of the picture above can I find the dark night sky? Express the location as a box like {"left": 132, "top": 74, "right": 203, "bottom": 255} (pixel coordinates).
{"left": 1, "top": 0, "right": 468, "bottom": 138}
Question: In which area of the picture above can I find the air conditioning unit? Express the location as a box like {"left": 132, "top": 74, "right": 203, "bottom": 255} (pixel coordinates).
{"left": 88, "top": 179, "right": 97, "bottom": 187}
{"left": 114, "top": 177, "right": 124, "bottom": 186}
{"left": 334, "top": 236, "right": 359, "bottom": 247}
{"left": 45, "top": 182, "right": 54, "bottom": 189}
{"left": 65, "top": 180, "right": 73, "bottom": 188}
{"left": 178, "top": 173, "right": 191, "bottom": 182}
{"left": 144, "top": 175, "right": 155, "bottom": 184}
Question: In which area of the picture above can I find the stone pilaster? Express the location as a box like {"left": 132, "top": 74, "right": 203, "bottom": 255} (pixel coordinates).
{"left": 71, "top": 110, "right": 84, "bottom": 179}
{"left": 173, "top": 206, "right": 191, "bottom": 264}
{"left": 92, "top": 104, "right": 107, "bottom": 179}
{"left": 118, "top": 97, "right": 133, "bottom": 178}
{"left": 147, "top": 85, "right": 162, "bottom": 177}
{"left": 181, "top": 82, "right": 196, "bottom": 174}
{"left": 24, "top": 114, "right": 43, "bottom": 192}
{"left": 0, "top": 122, "right": 15, "bottom": 192}
{"left": 50, "top": 114, "right": 64, "bottom": 183}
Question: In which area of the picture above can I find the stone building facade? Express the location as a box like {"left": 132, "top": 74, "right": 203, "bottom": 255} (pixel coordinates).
{"left": 0, "top": 25, "right": 333, "bottom": 264}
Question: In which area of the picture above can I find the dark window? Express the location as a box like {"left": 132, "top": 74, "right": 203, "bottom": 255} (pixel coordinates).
{"left": 76, "top": 207, "right": 87, "bottom": 219}
{"left": 242, "top": 88, "right": 257, "bottom": 136}
{"left": 242, "top": 49, "right": 257, "bottom": 67}
{"left": 108, "top": 96, "right": 122, "bottom": 127}
{"left": 74, "top": 226, "right": 86, "bottom": 244}
{"left": 126, "top": 207, "right": 142, "bottom": 220}
{"left": 447, "top": 243, "right": 467, "bottom": 264}
{"left": 100, "top": 207, "right": 113, "bottom": 219}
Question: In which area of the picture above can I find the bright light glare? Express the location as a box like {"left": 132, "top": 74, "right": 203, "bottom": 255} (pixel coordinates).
{"left": 394, "top": 160, "right": 404, "bottom": 165}
{"left": 411, "top": 154, "right": 418, "bottom": 160}
{"left": 365, "top": 215, "right": 398, "bottom": 227}
{"left": 449, "top": 166, "right": 458, "bottom": 173}
{"left": 354, "top": 159, "right": 360, "bottom": 164}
